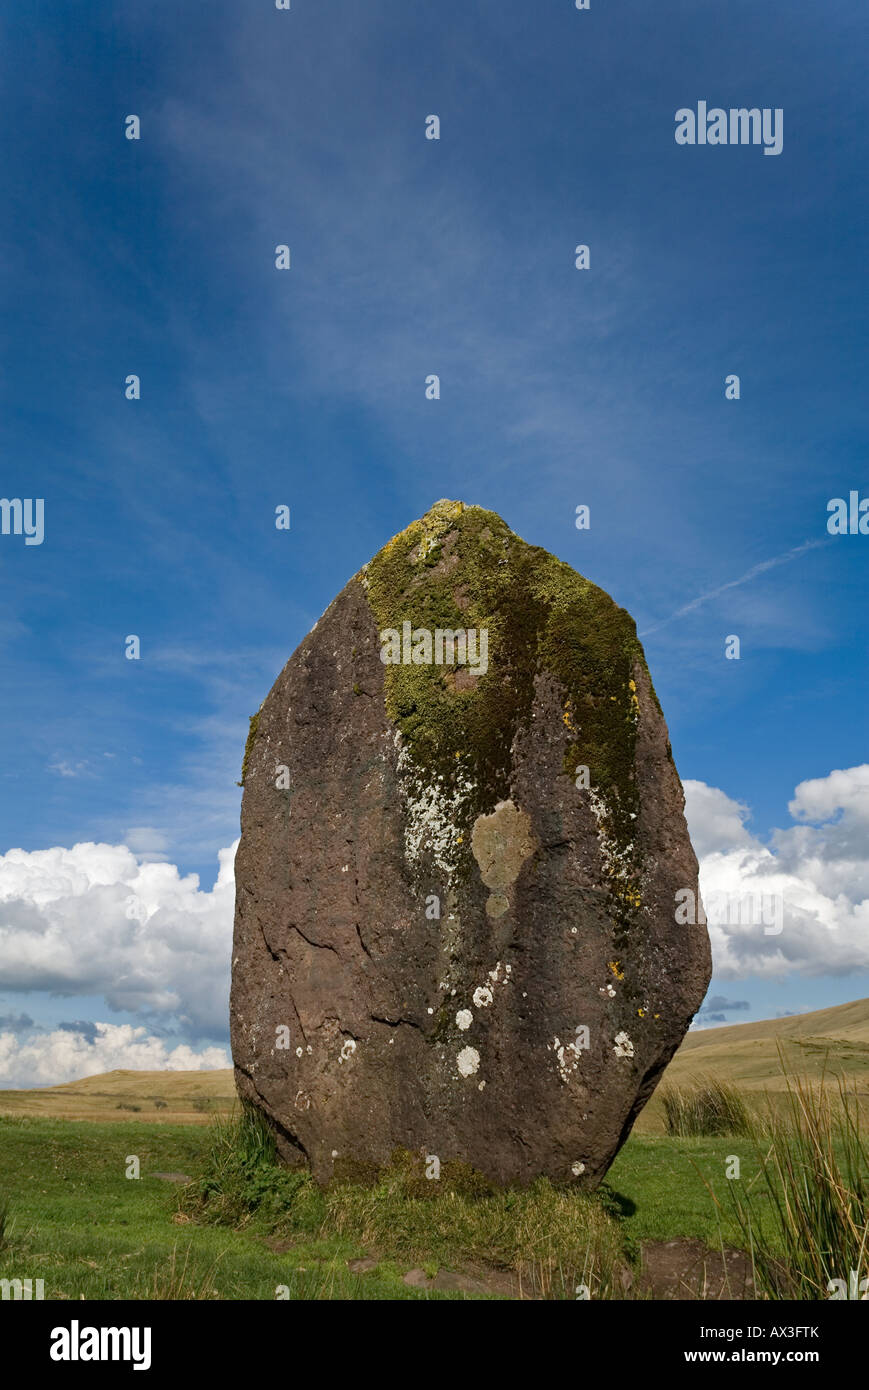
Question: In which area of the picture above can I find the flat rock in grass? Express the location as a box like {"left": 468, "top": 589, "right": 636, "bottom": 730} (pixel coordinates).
{"left": 230, "top": 500, "right": 711, "bottom": 1187}
{"left": 402, "top": 1267, "right": 497, "bottom": 1295}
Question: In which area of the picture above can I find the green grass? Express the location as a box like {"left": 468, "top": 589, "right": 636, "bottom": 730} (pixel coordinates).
{"left": 0, "top": 1114, "right": 719, "bottom": 1300}
{"left": 0, "top": 1117, "right": 385, "bottom": 1300}
{"left": 606, "top": 1134, "right": 774, "bottom": 1249}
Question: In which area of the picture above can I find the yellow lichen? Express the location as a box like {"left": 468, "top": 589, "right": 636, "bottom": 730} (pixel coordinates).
{"left": 618, "top": 885, "right": 642, "bottom": 909}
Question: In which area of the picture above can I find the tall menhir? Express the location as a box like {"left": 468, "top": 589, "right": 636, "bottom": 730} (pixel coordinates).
{"left": 230, "top": 500, "right": 711, "bottom": 1186}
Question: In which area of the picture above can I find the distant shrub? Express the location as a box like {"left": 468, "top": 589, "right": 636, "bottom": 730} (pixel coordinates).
{"left": 154, "top": 1099, "right": 168, "bottom": 1110}
{"left": 661, "top": 1078, "right": 751, "bottom": 1137}
{"left": 115, "top": 1103, "right": 142, "bottom": 1113}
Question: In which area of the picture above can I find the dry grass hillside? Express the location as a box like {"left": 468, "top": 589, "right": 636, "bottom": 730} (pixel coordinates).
{"left": 635, "top": 996, "right": 869, "bottom": 1133}
{"left": 0, "top": 1066, "right": 237, "bottom": 1123}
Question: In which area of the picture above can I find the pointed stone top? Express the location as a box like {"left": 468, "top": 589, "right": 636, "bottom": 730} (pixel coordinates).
{"left": 424, "top": 498, "right": 464, "bottom": 522}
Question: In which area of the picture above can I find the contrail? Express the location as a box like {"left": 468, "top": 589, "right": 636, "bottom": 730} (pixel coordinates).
{"left": 639, "top": 538, "right": 827, "bottom": 637}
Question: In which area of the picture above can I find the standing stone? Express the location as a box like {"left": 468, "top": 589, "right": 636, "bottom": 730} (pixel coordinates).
{"left": 230, "top": 501, "right": 711, "bottom": 1186}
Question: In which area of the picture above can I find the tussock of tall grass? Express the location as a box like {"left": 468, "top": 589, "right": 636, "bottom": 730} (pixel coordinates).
{"left": 184, "top": 1104, "right": 628, "bottom": 1299}
{"left": 188, "top": 1102, "right": 314, "bottom": 1227}
{"left": 727, "top": 1071, "right": 868, "bottom": 1300}
{"left": 660, "top": 1077, "right": 752, "bottom": 1137}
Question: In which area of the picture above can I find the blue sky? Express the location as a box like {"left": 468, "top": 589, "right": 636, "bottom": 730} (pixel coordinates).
{"left": 1, "top": 1, "right": 867, "bottom": 1082}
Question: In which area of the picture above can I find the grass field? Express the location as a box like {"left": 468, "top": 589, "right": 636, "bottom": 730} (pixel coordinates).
{"left": 0, "top": 999, "right": 866, "bottom": 1300}
{"left": 0, "top": 1115, "right": 771, "bottom": 1300}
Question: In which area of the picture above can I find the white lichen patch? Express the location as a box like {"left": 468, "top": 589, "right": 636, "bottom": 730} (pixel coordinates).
{"left": 339, "top": 1038, "right": 358, "bottom": 1063}
{"left": 456, "top": 1046, "right": 480, "bottom": 1077}
{"left": 396, "top": 734, "right": 475, "bottom": 876}
{"left": 549, "top": 1029, "right": 586, "bottom": 1084}
{"left": 613, "top": 1031, "right": 634, "bottom": 1059}
{"left": 599, "top": 983, "right": 616, "bottom": 998}
{"left": 452, "top": 961, "right": 511, "bottom": 1034}
{"left": 415, "top": 533, "right": 439, "bottom": 563}
{"left": 456, "top": 1009, "right": 473, "bottom": 1031}
{"left": 571, "top": 1161, "right": 586, "bottom": 1177}
{"left": 588, "top": 788, "right": 634, "bottom": 884}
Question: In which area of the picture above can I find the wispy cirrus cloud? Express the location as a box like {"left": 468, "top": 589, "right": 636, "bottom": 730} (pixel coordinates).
{"left": 640, "top": 538, "right": 829, "bottom": 637}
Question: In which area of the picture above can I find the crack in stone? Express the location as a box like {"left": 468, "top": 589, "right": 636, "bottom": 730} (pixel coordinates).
{"left": 254, "top": 912, "right": 283, "bottom": 966}
{"left": 353, "top": 873, "right": 372, "bottom": 960}
{"left": 370, "top": 1014, "right": 424, "bottom": 1033}
{"left": 290, "top": 923, "right": 340, "bottom": 957}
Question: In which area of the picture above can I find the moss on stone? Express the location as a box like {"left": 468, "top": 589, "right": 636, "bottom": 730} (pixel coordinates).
{"left": 239, "top": 712, "right": 261, "bottom": 786}
{"left": 360, "top": 500, "right": 656, "bottom": 910}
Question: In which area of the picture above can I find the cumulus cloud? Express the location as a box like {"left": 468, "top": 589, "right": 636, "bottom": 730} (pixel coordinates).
{"left": 684, "top": 766, "right": 869, "bottom": 978}
{"left": 681, "top": 780, "right": 754, "bottom": 859}
{"left": 0, "top": 839, "right": 237, "bottom": 1036}
{"left": 0, "top": 1022, "right": 229, "bottom": 1089}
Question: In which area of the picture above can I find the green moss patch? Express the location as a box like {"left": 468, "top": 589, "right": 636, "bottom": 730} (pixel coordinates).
{"left": 361, "top": 501, "right": 655, "bottom": 894}
{"left": 239, "top": 712, "right": 261, "bottom": 786}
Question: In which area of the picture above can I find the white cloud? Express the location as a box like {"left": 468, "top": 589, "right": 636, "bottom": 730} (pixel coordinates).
{"left": 0, "top": 1022, "right": 229, "bottom": 1089}
{"left": 788, "top": 763, "right": 869, "bottom": 825}
{"left": 48, "top": 760, "right": 91, "bottom": 779}
{"left": 682, "top": 779, "right": 754, "bottom": 858}
{"left": 123, "top": 826, "right": 170, "bottom": 861}
{"left": 684, "top": 767, "right": 869, "bottom": 978}
{"left": 0, "top": 839, "right": 237, "bottom": 1035}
